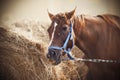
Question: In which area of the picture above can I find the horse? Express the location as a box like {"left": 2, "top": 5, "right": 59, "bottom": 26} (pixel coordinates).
{"left": 46, "top": 9, "right": 120, "bottom": 80}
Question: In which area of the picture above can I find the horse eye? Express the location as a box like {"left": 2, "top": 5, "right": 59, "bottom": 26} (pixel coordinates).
{"left": 62, "top": 26, "right": 67, "bottom": 31}
{"left": 61, "top": 16, "right": 65, "bottom": 19}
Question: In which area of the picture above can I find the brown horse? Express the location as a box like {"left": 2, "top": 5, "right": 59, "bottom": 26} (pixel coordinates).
{"left": 46, "top": 9, "right": 120, "bottom": 80}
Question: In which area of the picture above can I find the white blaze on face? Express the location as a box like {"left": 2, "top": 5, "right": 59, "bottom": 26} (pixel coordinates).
{"left": 54, "top": 22, "right": 58, "bottom": 28}
{"left": 48, "top": 22, "right": 58, "bottom": 46}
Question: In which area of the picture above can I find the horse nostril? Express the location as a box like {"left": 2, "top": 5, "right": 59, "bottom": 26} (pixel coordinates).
{"left": 47, "top": 54, "right": 50, "bottom": 58}
{"left": 51, "top": 51, "right": 55, "bottom": 55}
{"left": 47, "top": 50, "right": 56, "bottom": 59}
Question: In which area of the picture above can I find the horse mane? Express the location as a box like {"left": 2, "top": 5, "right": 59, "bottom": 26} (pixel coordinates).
{"left": 72, "top": 14, "right": 86, "bottom": 35}
{"left": 76, "top": 14, "right": 85, "bottom": 27}
{"left": 97, "top": 14, "right": 120, "bottom": 30}
{"left": 74, "top": 14, "right": 120, "bottom": 30}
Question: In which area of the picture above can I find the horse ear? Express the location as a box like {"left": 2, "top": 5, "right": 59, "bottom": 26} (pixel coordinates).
{"left": 65, "top": 8, "right": 76, "bottom": 19}
{"left": 47, "top": 10, "right": 54, "bottom": 21}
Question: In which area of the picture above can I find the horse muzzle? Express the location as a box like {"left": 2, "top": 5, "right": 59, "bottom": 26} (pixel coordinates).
{"left": 46, "top": 49, "right": 62, "bottom": 65}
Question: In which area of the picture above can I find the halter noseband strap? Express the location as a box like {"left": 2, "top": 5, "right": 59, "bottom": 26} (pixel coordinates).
{"left": 48, "top": 21, "right": 75, "bottom": 60}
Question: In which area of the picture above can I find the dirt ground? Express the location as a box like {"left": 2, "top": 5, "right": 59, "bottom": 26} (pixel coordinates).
{"left": 0, "top": 20, "right": 88, "bottom": 80}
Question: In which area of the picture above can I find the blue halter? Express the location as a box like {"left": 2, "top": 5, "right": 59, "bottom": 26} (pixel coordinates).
{"left": 48, "top": 21, "right": 75, "bottom": 60}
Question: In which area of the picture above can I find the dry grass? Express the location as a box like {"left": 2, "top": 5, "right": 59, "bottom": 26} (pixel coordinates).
{"left": 0, "top": 20, "right": 88, "bottom": 80}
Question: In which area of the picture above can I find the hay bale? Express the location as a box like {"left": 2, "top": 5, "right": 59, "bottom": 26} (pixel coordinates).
{"left": 0, "top": 20, "right": 88, "bottom": 80}
{"left": 0, "top": 27, "right": 51, "bottom": 80}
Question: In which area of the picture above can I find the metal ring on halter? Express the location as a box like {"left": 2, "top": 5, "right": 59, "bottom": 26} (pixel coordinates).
{"left": 48, "top": 20, "right": 75, "bottom": 60}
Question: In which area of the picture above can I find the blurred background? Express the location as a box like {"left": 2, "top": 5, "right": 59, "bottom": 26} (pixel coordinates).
{"left": 0, "top": 0, "right": 120, "bottom": 80}
{"left": 0, "top": 0, "right": 120, "bottom": 26}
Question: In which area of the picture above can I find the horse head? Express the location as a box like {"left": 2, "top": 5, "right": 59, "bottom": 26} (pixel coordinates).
{"left": 47, "top": 9, "right": 76, "bottom": 65}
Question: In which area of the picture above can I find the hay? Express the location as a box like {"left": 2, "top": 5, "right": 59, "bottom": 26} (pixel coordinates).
{"left": 0, "top": 27, "right": 50, "bottom": 80}
{"left": 0, "top": 20, "right": 87, "bottom": 80}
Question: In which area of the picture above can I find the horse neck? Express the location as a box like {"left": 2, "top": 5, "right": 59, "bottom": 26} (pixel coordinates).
{"left": 73, "top": 15, "right": 120, "bottom": 59}
{"left": 73, "top": 15, "right": 86, "bottom": 50}
{"left": 73, "top": 15, "right": 97, "bottom": 58}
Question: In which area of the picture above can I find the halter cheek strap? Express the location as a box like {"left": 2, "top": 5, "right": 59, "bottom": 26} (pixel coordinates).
{"left": 48, "top": 21, "right": 75, "bottom": 60}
